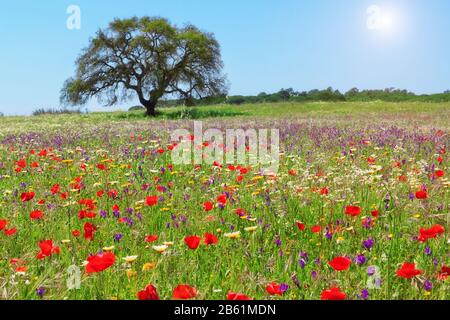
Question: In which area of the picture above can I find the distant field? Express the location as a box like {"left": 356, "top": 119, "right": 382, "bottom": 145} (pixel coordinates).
{"left": 1, "top": 101, "right": 450, "bottom": 132}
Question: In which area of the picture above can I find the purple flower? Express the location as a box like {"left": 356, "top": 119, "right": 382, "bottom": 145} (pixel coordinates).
{"left": 363, "top": 238, "right": 374, "bottom": 250}
{"left": 424, "top": 247, "right": 432, "bottom": 256}
{"left": 424, "top": 280, "right": 433, "bottom": 291}
{"left": 362, "top": 217, "right": 373, "bottom": 229}
{"left": 275, "top": 237, "right": 282, "bottom": 247}
{"left": 114, "top": 233, "right": 123, "bottom": 242}
{"left": 325, "top": 228, "right": 333, "bottom": 240}
{"left": 367, "top": 266, "right": 376, "bottom": 276}
{"left": 361, "top": 289, "right": 369, "bottom": 300}
{"left": 291, "top": 274, "right": 300, "bottom": 288}
{"left": 356, "top": 254, "right": 366, "bottom": 266}
{"left": 374, "top": 278, "right": 382, "bottom": 287}
{"left": 280, "top": 283, "right": 289, "bottom": 294}
{"left": 311, "top": 271, "right": 318, "bottom": 280}
{"left": 36, "top": 287, "right": 46, "bottom": 298}
{"left": 299, "top": 258, "right": 306, "bottom": 269}
{"left": 99, "top": 210, "right": 107, "bottom": 218}
{"left": 299, "top": 251, "right": 309, "bottom": 262}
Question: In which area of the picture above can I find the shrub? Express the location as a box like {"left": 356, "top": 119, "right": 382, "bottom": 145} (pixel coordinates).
{"left": 32, "top": 108, "right": 84, "bottom": 116}
{"left": 128, "top": 106, "right": 145, "bottom": 111}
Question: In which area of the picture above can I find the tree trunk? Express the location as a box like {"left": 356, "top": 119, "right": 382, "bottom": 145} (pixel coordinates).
{"left": 144, "top": 101, "right": 157, "bottom": 117}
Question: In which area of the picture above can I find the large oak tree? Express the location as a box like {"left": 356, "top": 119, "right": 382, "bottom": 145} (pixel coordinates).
{"left": 61, "top": 17, "right": 227, "bottom": 116}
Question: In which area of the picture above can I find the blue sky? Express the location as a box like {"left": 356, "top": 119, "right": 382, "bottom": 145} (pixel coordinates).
{"left": 0, "top": 0, "right": 449, "bottom": 115}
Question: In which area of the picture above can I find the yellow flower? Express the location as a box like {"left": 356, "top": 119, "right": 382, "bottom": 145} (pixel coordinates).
{"left": 142, "top": 262, "right": 157, "bottom": 271}
{"left": 163, "top": 241, "right": 174, "bottom": 246}
{"left": 61, "top": 240, "right": 71, "bottom": 244}
{"left": 126, "top": 269, "right": 137, "bottom": 278}
{"left": 123, "top": 255, "right": 138, "bottom": 264}
{"left": 224, "top": 231, "right": 241, "bottom": 239}
{"left": 152, "top": 245, "right": 168, "bottom": 253}
{"left": 103, "top": 246, "right": 115, "bottom": 252}
{"left": 244, "top": 226, "right": 258, "bottom": 232}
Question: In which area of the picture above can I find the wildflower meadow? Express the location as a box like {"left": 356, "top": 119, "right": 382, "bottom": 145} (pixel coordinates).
{"left": 0, "top": 104, "right": 448, "bottom": 300}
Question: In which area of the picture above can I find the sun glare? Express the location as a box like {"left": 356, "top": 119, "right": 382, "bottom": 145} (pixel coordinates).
{"left": 367, "top": 5, "right": 396, "bottom": 32}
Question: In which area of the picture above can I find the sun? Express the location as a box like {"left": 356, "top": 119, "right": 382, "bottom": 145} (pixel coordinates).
{"left": 367, "top": 5, "right": 395, "bottom": 32}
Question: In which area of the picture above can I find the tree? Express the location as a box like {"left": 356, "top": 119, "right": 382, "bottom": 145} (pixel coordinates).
{"left": 61, "top": 17, "right": 228, "bottom": 116}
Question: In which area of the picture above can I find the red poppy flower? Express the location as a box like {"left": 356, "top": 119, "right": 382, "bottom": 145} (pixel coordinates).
{"left": 321, "top": 287, "right": 346, "bottom": 300}
{"left": 396, "top": 262, "right": 423, "bottom": 279}
{"left": 266, "top": 282, "right": 282, "bottom": 296}
{"left": 435, "top": 170, "right": 444, "bottom": 178}
{"left": 20, "top": 191, "right": 35, "bottom": 202}
{"left": 203, "top": 201, "right": 213, "bottom": 212}
{"left": 345, "top": 205, "right": 362, "bottom": 217}
{"left": 79, "top": 210, "right": 97, "bottom": 220}
{"left": 227, "top": 292, "right": 252, "bottom": 300}
{"left": 145, "top": 235, "right": 159, "bottom": 243}
{"left": 173, "top": 285, "right": 197, "bottom": 300}
{"left": 328, "top": 256, "right": 352, "bottom": 271}
{"left": 36, "top": 240, "right": 60, "bottom": 260}
{"left": 85, "top": 252, "right": 115, "bottom": 273}
{"left": 320, "top": 187, "right": 329, "bottom": 195}
{"left": 146, "top": 196, "right": 158, "bottom": 206}
{"left": 371, "top": 210, "right": 379, "bottom": 218}
{"left": 184, "top": 236, "right": 201, "bottom": 250}
{"left": 4, "top": 228, "right": 17, "bottom": 236}
{"left": 107, "top": 189, "right": 118, "bottom": 199}
{"left": 96, "top": 163, "right": 106, "bottom": 171}
{"left": 295, "top": 221, "right": 306, "bottom": 231}
{"left": 217, "top": 194, "right": 227, "bottom": 205}
{"left": 83, "top": 222, "right": 97, "bottom": 241}
{"left": 239, "top": 167, "right": 249, "bottom": 175}
{"left": 0, "top": 219, "right": 7, "bottom": 231}
{"left": 30, "top": 210, "right": 43, "bottom": 220}
{"left": 437, "top": 265, "right": 450, "bottom": 281}
{"left": 415, "top": 191, "right": 428, "bottom": 200}
{"left": 204, "top": 233, "right": 218, "bottom": 245}
{"left": 50, "top": 184, "right": 60, "bottom": 195}
{"left": 16, "top": 159, "right": 27, "bottom": 168}
{"left": 15, "top": 266, "right": 28, "bottom": 274}
{"left": 418, "top": 224, "right": 445, "bottom": 242}
{"left": 72, "top": 230, "right": 80, "bottom": 237}
{"left": 137, "top": 284, "right": 160, "bottom": 300}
